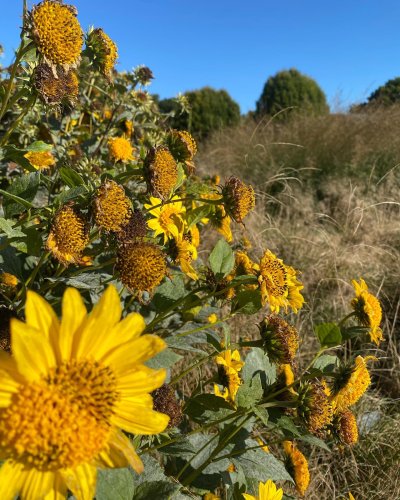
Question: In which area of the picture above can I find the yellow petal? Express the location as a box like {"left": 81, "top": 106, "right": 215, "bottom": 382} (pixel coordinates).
{"left": 0, "top": 460, "right": 25, "bottom": 500}
{"left": 59, "top": 288, "right": 87, "bottom": 361}
{"left": 11, "top": 319, "right": 56, "bottom": 381}
{"left": 61, "top": 463, "right": 96, "bottom": 500}
{"left": 0, "top": 351, "right": 22, "bottom": 407}
{"left": 20, "top": 468, "right": 54, "bottom": 498}
{"left": 112, "top": 399, "right": 169, "bottom": 435}
{"left": 116, "top": 367, "right": 166, "bottom": 397}
{"left": 99, "top": 335, "right": 166, "bottom": 375}
{"left": 98, "top": 430, "right": 144, "bottom": 473}
{"left": 44, "top": 472, "right": 68, "bottom": 500}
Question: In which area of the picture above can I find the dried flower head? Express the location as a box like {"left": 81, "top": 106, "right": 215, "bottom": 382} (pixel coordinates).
{"left": 152, "top": 384, "right": 182, "bottom": 428}
{"left": 331, "top": 355, "right": 376, "bottom": 412}
{"left": 135, "top": 65, "right": 154, "bottom": 85}
{"left": 259, "top": 315, "right": 299, "bottom": 364}
{"left": 86, "top": 28, "right": 118, "bottom": 80}
{"left": 24, "top": 150, "right": 55, "bottom": 170}
{"left": 223, "top": 176, "right": 255, "bottom": 223}
{"left": 33, "top": 63, "right": 79, "bottom": 106}
{"left": 117, "top": 209, "right": 147, "bottom": 243}
{"left": 258, "top": 250, "right": 304, "bottom": 313}
{"left": 351, "top": 278, "right": 383, "bottom": 345}
{"left": 166, "top": 130, "right": 197, "bottom": 173}
{"left": 0, "top": 306, "right": 16, "bottom": 353}
{"left": 29, "top": 0, "right": 83, "bottom": 69}
{"left": 298, "top": 380, "right": 333, "bottom": 436}
{"left": 93, "top": 180, "right": 131, "bottom": 232}
{"left": 144, "top": 146, "right": 178, "bottom": 199}
{"left": 117, "top": 242, "right": 166, "bottom": 293}
{"left": 46, "top": 204, "right": 89, "bottom": 266}
{"left": 108, "top": 137, "right": 134, "bottom": 162}
{"left": 283, "top": 441, "right": 310, "bottom": 497}
{"left": 0, "top": 273, "right": 18, "bottom": 289}
{"left": 334, "top": 409, "right": 359, "bottom": 445}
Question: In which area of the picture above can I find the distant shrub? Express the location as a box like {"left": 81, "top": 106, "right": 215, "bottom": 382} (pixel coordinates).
{"left": 256, "top": 68, "right": 329, "bottom": 118}
{"left": 159, "top": 87, "right": 241, "bottom": 139}
{"left": 365, "top": 77, "right": 400, "bottom": 106}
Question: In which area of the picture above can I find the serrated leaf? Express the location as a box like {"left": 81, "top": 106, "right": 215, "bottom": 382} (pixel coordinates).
{"left": 134, "top": 481, "right": 179, "bottom": 499}
{"left": 242, "top": 348, "right": 276, "bottom": 388}
{"left": 96, "top": 468, "right": 134, "bottom": 500}
{"left": 314, "top": 322, "right": 342, "bottom": 347}
{"left": 157, "top": 437, "right": 196, "bottom": 457}
{"left": 237, "top": 376, "right": 263, "bottom": 409}
{"left": 208, "top": 239, "right": 234, "bottom": 278}
{"left": 54, "top": 186, "right": 87, "bottom": 205}
{"left": 186, "top": 204, "right": 212, "bottom": 227}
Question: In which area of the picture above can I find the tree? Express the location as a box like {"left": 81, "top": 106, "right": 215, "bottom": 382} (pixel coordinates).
{"left": 159, "top": 87, "right": 241, "bottom": 139}
{"left": 366, "top": 77, "right": 400, "bottom": 106}
{"left": 255, "top": 69, "right": 329, "bottom": 118}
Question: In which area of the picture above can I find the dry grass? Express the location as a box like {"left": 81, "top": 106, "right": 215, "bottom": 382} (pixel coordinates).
{"left": 197, "top": 108, "right": 400, "bottom": 498}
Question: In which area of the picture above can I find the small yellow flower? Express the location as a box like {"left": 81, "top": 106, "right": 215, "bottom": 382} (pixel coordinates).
{"left": 24, "top": 150, "right": 55, "bottom": 170}
{"left": 210, "top": 205, "right": 233, "bottom": 243}
{"left": 30, "top": 1, "right": 83, "bottom": 69}
{"left": 93, "top": 180, "right": 131, "bottom": 232}
{"left": 351, "top": 278, "right": 383, "bottom": 345}
{"left": 208, "top": 313, "right": 218, "bottom": 324}
{"left": 189, "top": 224, "right": 200, "bottom": 248}
{"left": 86, "top": 28, "right": 118, "bottom": 80}
{"left": 117, "top": 242, "right": 166, "bottom": 293}
{"left": 223, "top": 176, "right": 255, "bottom": 223}
{"left": 256, "top": 437, "right": 270, "bottom": 453}
{"left": 124, "top": 120, "right": 133, "bottom": 138}
{"left": 331, "top": 355, "right": 376, "bottom": 412}
{"left": 243, "top": 479, "right": 284, "bottom": 500}
{"left": 170, "top": 236, "right": 198, "bottom": 281}
{"left": 298, "top": 380, "right": 333, "bottom": 436}
{"left": 46, "top": 205, "right": 89, "bottom": 266}
{"left": 0, "top": 273, "right": 18, "bottom": 288}
{"left": 258, "top": 250, "right": 304, "bottom": 313}
{"left": 259, "top": 315, "right": 299, "bottom": 365}
{"left": 144, "top": 146, "right": 178, "bottom": 199}
{"left": 145, "top": 196, "right": 185, "bottom": 244}
{"left": 214, "top": 349, "right": 244, "bottom": 404}
{"left": 203, "top": 494, "right": 221, "bottom": 500}
{"left": 0, "top": 285, "right": 168, "bottom": 499}
{"left": 283, "top": 441, "right": 310, "bottom": 497}
{"left": 166, "top": 130, "right": 197, "bottom": 174}
{"left": 226, "top": 463, "right": 236, "bottom": 472}
{"left": 108, "top": 137, "right": 134, "bottom": 162}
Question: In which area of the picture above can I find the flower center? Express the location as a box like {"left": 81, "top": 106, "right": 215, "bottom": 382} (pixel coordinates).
{"left": 159, "top": 207, "right": 181, "bottom": 230}
{"left": 261, "top": 258, "right": 288, "bottom": 297}
{"left": 0, "top": 360, "right": 118, "bottom": 471}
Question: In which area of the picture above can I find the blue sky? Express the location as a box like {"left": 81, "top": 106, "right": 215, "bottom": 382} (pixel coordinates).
{"left": 1, "top": 1, "right": 400, "bottom": 113}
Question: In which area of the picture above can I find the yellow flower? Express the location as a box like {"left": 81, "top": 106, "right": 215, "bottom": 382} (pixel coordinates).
{"left": 283, "top": 441, "right": 310, "bottom": 497}
{"left": 259, "top": 315, "right": 299, "bottom": 365}
{"left": 243, "top": 479, "right": 284, "bottom": 500}
{"left": 214, "top": 349, "right": 244, "bottom": 404}
{"left": 93, "top": 180, "right": 132, "bottom": 232}
{"left": 349, "top": 493, "right": 356, "bottom": 500}
{"left": 145, "top": 196, "right": 185, "bottom": 244}
{"left": 258, "top": 250, "right": 304, "bottom": 313}
{"left": 144, "top": 146, "right": 178, "bottom": 199}
{"left": 170, "top": 236, "right": 198, "bottom": 281}
{"left": 0, "top": 273, "right": 18, "bottom": 288}
{"left": 117, "top": 242, "right": 166, "bottom": 293}
{"left": 208, "top": 313, "right": 218, "bottom": 324}
{"left": 33, "top": 63, "right": 79, "bottom": 106}
{"left": 203, "top": 494, "right": 221, "bottom": 500}
{"left": 210, "top": 205, "right": 233, "bottom": 243}
{"left": 46, "top": 205, "right": 89, "bottom": 266}
{"left": 24, "top": 150, "right": 55, "bottom": 170}
{"left": 297, "top": 380, "right": 333, "bottom": 436}
{"left": 124, "top": 120, "right": 133, "bottom": 138}
{"left": 189, "top": 224, "right": 200, "bottom": 248}
{"left": 280, "top": 363, "right": 295, "bottom": 387}
{"left": 30, "top": 1, "right": 83, "bottom": 69}
{"left": 223, "top": 176, "right": 255, "bottom": 223}
{"left": 0, "top": 285, "right": 169, "bottom": 499}
{"left": 108, "top": 137, "right": 134, "bottom": 162}
{"left": 351, "top": 278, "right": 383, "bottom": 345}
{"left": 166, "top": 130, "right": 197, "bottom": 174}
{"left": 335, "top": 409, "right": 358, "bottom": 445}
{"left": 256, "top": 437, "right": 270, "bottom": 453}
{"left": 331, "top": 355, "right": 376, "bottom": 412}
{"left": 86, "top": 28, "right": 118, "bottom": 80}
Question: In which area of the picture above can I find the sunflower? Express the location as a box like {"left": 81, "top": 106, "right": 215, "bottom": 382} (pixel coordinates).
{"left": 243, "top": 479, "right": 283, "bottom": 500}
{"left": 283, "top": 441, "right": 310, "bottom": 497}
{"left": 144, "top": 146, "right": 178, "bottom": 199}
{"left": 169, "top": 235, "right": 198, "bottom": 281}
{"left": 222, "top": 176, "right": 255, "bottom": 223}
{"left": 93, "top": 180, "right": 131, "bottom": 232}
{"left": 144, "top": 196, "right": 185, "bottom": 244}
{"left": 86, "top": 28, "right": 118, "bottom": 80}
{"left": 0, "top": 285, "right": 169, "bottom": 499}
{"left": 108, "top": 137, "right": 134, "bottom": 162}
{"left": 258, "top": 250, "right": 304, "bottom": 313}
{"left": 334, "top": 409, "right": 358, "bottom": 445}
{"left": 351, "top": 278, "right": 383, "bottom": 345}
{"left": 259, "top": 315, "right": 299, "bottom": 365}
{"left": 33, "top": 63, "right": 79, "bottom": 106}
{"left": 30, "top": 1, "right": 83, "bottom": 69}
{"left": 214, "top": 349, "right": 244, "bottom": 404}
{"left": 24, "top": 150, "right": 55, "bottom": 170}
{"left": 331, "top": 355, "right": 376, "bottom": 412}
{"left": 297, "top": 380, "right": 333, "bottom": 436}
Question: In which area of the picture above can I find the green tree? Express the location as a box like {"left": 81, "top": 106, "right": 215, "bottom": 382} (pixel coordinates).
{"left": 256, "top": 69, "right": 329, "bottom": 118}
{"left": 159, "top": 87, "right": 241, "bottom": 139}
{"left": 366, "top": 77, "right": 400, "bottom": 106}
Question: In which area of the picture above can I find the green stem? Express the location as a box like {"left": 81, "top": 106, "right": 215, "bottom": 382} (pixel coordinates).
{"left": 338, "top": 311, "right": 356, "bottom": 328}
{"left": 0, "top": 95, "right": 37, "bottom": 146}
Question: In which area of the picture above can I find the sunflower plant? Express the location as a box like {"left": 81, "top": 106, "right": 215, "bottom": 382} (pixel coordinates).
{"left": 0, "top": 2, "right": 385, "bottom": 499}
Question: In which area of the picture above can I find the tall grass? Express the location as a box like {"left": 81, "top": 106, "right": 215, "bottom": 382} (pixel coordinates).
{"left": 197, "top": 108, "right": 400, "bottom": 498}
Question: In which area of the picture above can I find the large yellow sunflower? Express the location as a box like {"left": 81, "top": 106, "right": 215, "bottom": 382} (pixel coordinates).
{"left": 214, "top": 349, "right": 244, "bottom": 404}
{"left": 243, "top": 479, "right": 284, "bottom": 500}
{"left": 144, "top": 196, "right": 185, "bottom": 244}
{"left": 0, "top": 286, "right": 169, "bottom": 499}
{"left": 351, "top": 278, "right": 383, "bottom": 345}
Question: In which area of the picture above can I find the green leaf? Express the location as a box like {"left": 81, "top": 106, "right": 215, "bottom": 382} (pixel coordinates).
{"left": 253, "top": 406, "right": 269, "bottom": 426}
{"left": 134, "top": 481, "right": 179, "bottom": 499}
{"left": 10, "top": 227, "right": 42, "bottom": 256}
{"left": 152, "top": 273, "right": 186, "bottom": 311}
{"left": 1, "top": 173, "right": 39, "bottom": 217}
{"left": 234, "top": 289, "right": 262, "bottom": 315}
{"left": 314, "top": 322, "right": 342, "bottom": 347}
{"left": 59, "top": 166, "right": 85, "bottom": 187}
{"left": 237, "top": 376, "right": 263, "bottom": 409}
{"left": 157, "top": 438, "right": 196, "bottom": 457}
{"left": 145, "top": 348, "right": 182, "bottom": 369}
{"left": 312, "top": 354, "right": 339, "bottom": 373}
{"left": 96, "top": 468, "right": 134, "bottom": 500}
{"left": 54, "top": 186, "right": 87, "bottom": 205}
{"left": 0, "top": 218, "right": 25, "bottom": 238}
{"left": 242, "top": 348, "right": 276, "bottom": 388}
{"left": 26, "top": 141, "right": 53, "bottom": 152}
{"left": 275, "top": 416, "right": 301, "bottom": 437}
{"left": 184, "top": 393, "right": 233, "bottom": 423}
{"left": 298, "top": 434, "right": 330, "bottom": 451}
{"left": 186, "top": 204, "right": 212, "bottom": 227}
{"left": 208, "top": 239, "right": 234, "bottom": 278}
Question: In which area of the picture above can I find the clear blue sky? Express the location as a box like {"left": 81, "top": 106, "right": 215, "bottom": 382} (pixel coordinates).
{"left": 1, "top": 1, "right": 400, "bottom": 113}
